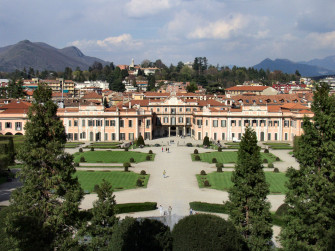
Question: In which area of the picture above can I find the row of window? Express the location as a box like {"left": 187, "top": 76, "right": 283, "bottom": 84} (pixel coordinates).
{"left": 68, "top": 119, "right": 151, "bottom": 128}
{"left": 156, "top": 117, "right": 191, "bottom": 125}
{"left": 193, "top": 119, "right": 297, "bottom": 128}
{"left": 155, "top": 107, "right": 196, "bottom": 113}
{"left": 0, "top": 122, "right": 22, "bottom": 130}
{"left": 195, "top": 131, "right": 290, "bottom": 141}
{"left": 67, "top": 132, "right": 151, "bottom": 141}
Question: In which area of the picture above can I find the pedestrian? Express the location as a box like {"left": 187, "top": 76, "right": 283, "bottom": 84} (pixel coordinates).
{"left": 159, "top": 205, "right": 164, "bottom": 216}
{"left": 168, "top": 206, "right": 172, "bottom": 216}
{"left": 163, "top": 170, "right": 166, "bottom": 178}
{"left": 162, "top": 147, "right": 163, "bottom": 152}
{"left": 190, "top": 208, "right": 193, "bottom": 215}
{"left": 168, "top": 148, "right": 169, "bottom": 153}
{"left": 166, "top": 147, "right": 167, "bottom": 152}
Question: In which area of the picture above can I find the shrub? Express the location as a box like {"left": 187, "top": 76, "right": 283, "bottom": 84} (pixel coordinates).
{"left": 264, "top": 148, "right": 269, "bottom": 153}
{"left": 276, "top": 157, "right": 281, "bottom": 161}
{"left": 93, "top": 184, "right": 100, "bottom": 192}
{"left": 200, "top": 170, "right": 206, "bottom": 175}
{"left": 129, "top": 157, "right": 135, "bottom": 163}
{"left": 146, "top": 155, "right": 151, "bottom": 161}
{"left": 274, "top": 167, "right": 280, "bottom": 173}
{"left": 90, "top": 147, "right": 94, "bottom": 151}
{"left": 136, "top": 179, "right": 143, "bottom": 187}
{"left": 172, "top": 214, "right": 246, "bottom": 251}
{"left": 263, "top": 158, "right": 268, "bottom": 163}
{"left": 218, "top": 147, "right": 222, "bottom": 152}
{"left": 124, "top": 148, "right": 129, "bottom": 152}
{"left": 268, "top": 163, "right": 274, "bottom": 168}
{"left": 140, "top": 170, "right": 146, "bottom": 175}
{"left": 276, "top": 203, "right": 289, "bottom": 217}
{"left": 80, "top": 156, "right": 86, "bottom": 162}
{"left": 212, "top": 158, "right": 217, "bottom": 163}
{"left": 194, "top": 149, "right": 198, "bottom": 154}
{"left": 123, "top": 162, "right": 131, "bottom": 171}
{"left": 189, "top": 202, "right": 229, "bottom": 214}
{"left": 194, "top": 155, "right": 200, "bottom": 161}
{"left": 216, "top": 163, "right": 223, "bottom": 168}
{"left": 186, "top": 143, "right": 193, "bottom": 147}
{"left": 74, "top": 162, "right": 79, "bottom": 167}
{"left": 154, "top": 143, "right": 160, "bottom": 147}
{"left": 149, "top": 150, "right": 153, "bottom": 154}
{"left": 115, "top": 202, "right": 157, "bottom": 214}
{"left": 217, "top": 167, "right": 223, "bottom": 172}
{"left": 79, "top": 148, "right": 83, "bottom": 153}
{"left": 136, "top": 135, "right": 145, "bottom": 147}
{"left": 204, "top": 180, "right": 210, "bottom": 187}
{"left": 203, "top": 136, "right": 210, "bottom": 147}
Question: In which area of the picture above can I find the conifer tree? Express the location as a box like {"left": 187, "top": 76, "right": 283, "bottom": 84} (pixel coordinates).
{"left": 228, "top": 127, "right": 272, "bottom": 250}
{"left": 83, "top": 179, "right": 118, "bottom": 250}
{"left": 5, "top": 83, "right": 83, "bottom": 250}
{"left": 280, "top": 83, "right": 335, "bottom": 250}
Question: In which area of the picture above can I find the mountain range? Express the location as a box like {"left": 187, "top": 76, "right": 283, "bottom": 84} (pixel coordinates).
{"left": 253, "top": 57, "right": 335, "bottom": 77}
{"left": 0, "top": 40, "right": 109, "bottom": 72}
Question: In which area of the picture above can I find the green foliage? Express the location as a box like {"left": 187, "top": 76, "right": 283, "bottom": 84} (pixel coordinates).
{"left": 149, "top": 150, "right": 153, "bottom": 154}
{"left": 263, "top": 158, "right": 268, "bottom": 163}
{"left": 129, "top": 157, "right": 135, "bottom": 163}
{"left": 203, "top": 136, "right": 210, "bottom": 146}
{"left": 228, "top": 127, "right": 272, "bottom": 250}
{"left": 136, "top": 135, "right": 145, "bottom": 146}
{"left": 136, "top": 178, "right": 143, "bottom": 187}
{"left": 115, "top": 202, "right": 157, "bottom": 214}
{"left": 292, "top": 135, "right": 300, "bottom": 153}
{"left": 268, "top": 163, "right": 274, "bottom": 168}
{"left": 212, "top": 157, "right": 217, "bottom": 163}
{"left": 218, "top": 147, "right": 222, "bottom": 152}
{"left": 217, "top": 167, "right": 223, "bottom": 172}
{"left": 194, "top": 155, "right": 200, "bottom": 161}
{"left": 123, "top": 162, "right": 131, "bottom": 171}
{"left": 140, "top": 170, "right": 146, "bottom": 175}
{"left": 276, "top": 203, "right": 289, "bottom": 217}
{"left": 124, "top": 147, "right": 129, "bottom": 152}
{"left": 194, "top": 149, "right": 198, "bottom": 154}
{"left": 281, "top": 83, "right": 335, "bottom": 250}
{"left": 186, "top": 142, "right": 193, "bottom": 147}
{"left": 90, "top": 147, "right": 94, "bottom": 151}
{"left": 79, "top": 147, "right": 83, "bottom": 153}
{"left": 146, "top": 155, "right": 151, "bottom": 161}
{"left": 189, "top": 202, "right": 229, "bottom": 214}
{"left": 264, "top": 148, "right": 269, "bottom": 153}
{"left": 273, "top": 167, "right": 279, "bottom": 173}
{"left": 203, "top": 180, "right": 210, "bottom": 187}
{"left": 110, "top": 217, "right": 172, "bottom": 251}
{"left": 81, "top": 179, "right": 118, "bottom": 250}
{"left": 216, "top": 163, "right": 224, "bottom": 168}
{"left": 172, "top": 214, "right": 247, "bottom": 251}
{"left": 80, "top": 156, "right": 86, "bottom": 162}
{"left": 200, "top": 170, "right": 206, "bottom": 175}
{"left": 5, "top": 83, "right": 83, "bottom": 250}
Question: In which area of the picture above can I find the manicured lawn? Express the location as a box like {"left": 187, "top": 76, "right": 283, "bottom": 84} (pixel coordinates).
{"left": 192, "top": 151, "right": 278, "bottom": 164}
{"left": 76, "top": 165, "right": 124, "bottom": 168}
{"left": 263, "top": 142, "right": 290, "bottom": 146}
{"left": 87, "top": 142, "right": 121, "bottom": 149}
{"left": 73, "top": 151, "right": 155, "bottom": 163}
{"left": 75, "top": 171, "right": 149, "bottom": 192}
{"left": 196, "top": 171, "right": 288, "bottom": 194}
{"left": 263, "top": 142, "right": 293, "bottom": 150}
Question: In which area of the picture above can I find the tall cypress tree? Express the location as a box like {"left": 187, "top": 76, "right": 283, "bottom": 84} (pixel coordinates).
{"left": 228, "top": 127, "right": 272, "bottom": 250}
{"left": 280, "top": 83, "right": 335, "bottom": 250}
{"left": 5, "top": 83, "right": 83, "bottom": 250}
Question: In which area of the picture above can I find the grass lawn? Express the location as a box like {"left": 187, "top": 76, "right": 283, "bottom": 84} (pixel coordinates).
{"left": 76, "top": 166, "right": 124, "bottom": 168}
{"left": 192, "top": 151, "right": 278, "bottom": 164}
{"left": 75, "top": 171, "right": 149, "bottom": 192}
{"left": 263, "top": 142, "right": 290, "bottom": 146}
{"left": 73, "top": 151, "right": 155, "bottom": 163}
{"left": 196, "top": 171, "right": 288, "bottom": 194}
{"left": 87, "top": 142, "right": 121, "bottom": 149}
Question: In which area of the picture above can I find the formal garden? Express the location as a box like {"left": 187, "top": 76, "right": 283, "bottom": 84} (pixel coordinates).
{"left": 75, "top": 170, "right": 149, "bottom": 193}
{"left": 73, "top": 150, "right": 155, "bottom": 163}
{"left": 196, "top": 171, "right": 288, "bottom": 194}
{"left": 191, "top": 150, "right": 279, "bottom": 165}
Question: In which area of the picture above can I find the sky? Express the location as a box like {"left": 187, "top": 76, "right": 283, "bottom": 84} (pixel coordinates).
{"left": 1, "top": 0, "right": 335, "bottom": 67}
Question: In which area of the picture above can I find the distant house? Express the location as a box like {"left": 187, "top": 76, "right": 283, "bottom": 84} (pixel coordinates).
{"left": 225, "top": 85, "right": 277, "bottom": 96}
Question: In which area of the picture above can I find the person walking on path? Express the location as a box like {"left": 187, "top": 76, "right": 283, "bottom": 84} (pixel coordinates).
{"left": 168, "top": 148, "right": 169, "bottom": 153}
{"left": 162, "top": 147, "right": 163, "bottom": 152}
{"left": 159, "top": 205, "right": 164, "bottom": 216}
{"left": 190, "top": 208, "right": 193, "bottom": 215}
{"left": 168, "top": 206, "right": 172, "bottom": 216}
{"left": 163, "top": 170, "right": 166, "bottom": 178}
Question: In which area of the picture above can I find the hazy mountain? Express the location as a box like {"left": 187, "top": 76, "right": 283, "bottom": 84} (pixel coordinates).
{"left": 253, "top": 58, "right": 335, "bottom": 77}
{"left": 302, "top": 55, "right": 335, "bottom": 72}
{"left": 0, "top": 40, "right": 109, "bottom": 72}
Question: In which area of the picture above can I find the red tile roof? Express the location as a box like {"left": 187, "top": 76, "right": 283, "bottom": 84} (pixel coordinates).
{"left": 0, "top": 100, "right": 32, "bottom": 114}
{"left": 226, "top": 86, "right": 269, "bottom": 91}
{"left": 81, "top": 92, "right": 102, "bottom": 99}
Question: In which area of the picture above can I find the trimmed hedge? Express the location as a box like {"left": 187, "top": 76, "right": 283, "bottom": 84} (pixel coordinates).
{"left": 116, "top": 202, "right": 157, "bottom": 214}
{"left": 189, "top": 201, "right": 229, "bottom": 214}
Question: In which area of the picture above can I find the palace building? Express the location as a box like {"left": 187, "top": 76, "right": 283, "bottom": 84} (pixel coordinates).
{"left": 0, "top": 92, "right": 313, "bottom": 142}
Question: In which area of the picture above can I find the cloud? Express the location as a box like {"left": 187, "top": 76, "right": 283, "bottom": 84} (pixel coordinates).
{"left": 70, "top": 34, "right": 143, "bottom": 51}
{"left": 125, "top": 0, "right": 176, "bottom": 18}
{"left": 188, "top": 15, "right": 248, "bottom": 39}
{"left": 307, "top": 31, "right": 335, "bottom": 49}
